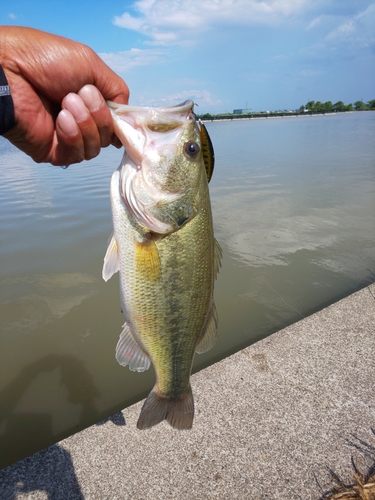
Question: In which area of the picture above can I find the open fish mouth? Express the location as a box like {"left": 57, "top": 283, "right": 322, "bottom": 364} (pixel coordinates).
{"left": 108, "top": 99, "right": 214, "bottom": 183}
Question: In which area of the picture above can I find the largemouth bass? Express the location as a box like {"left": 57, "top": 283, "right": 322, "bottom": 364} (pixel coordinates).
{"left": 103, "top": 100, "right": 221, "bottom": 430}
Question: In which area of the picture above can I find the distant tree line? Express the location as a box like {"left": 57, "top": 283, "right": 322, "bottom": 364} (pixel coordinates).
{"left": 197, "top": 99, "right": 375, "bottom": 121}
{"left": 299, "top": 99, "right": 375, "bottom": 113}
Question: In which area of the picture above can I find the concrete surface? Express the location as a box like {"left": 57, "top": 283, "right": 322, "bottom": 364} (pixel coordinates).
{"left": 1, "top": 283, "right": 374, "bottom": 500}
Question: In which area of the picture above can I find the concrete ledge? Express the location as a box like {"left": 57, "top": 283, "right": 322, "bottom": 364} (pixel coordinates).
{"left": 1, "top": 284, "right": 374, "bottom": 499}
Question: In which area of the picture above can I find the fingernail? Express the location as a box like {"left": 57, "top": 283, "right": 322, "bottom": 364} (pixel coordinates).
{"left": 63, "top": 93, "right": 90, "bottom": 122}
{"left": 57, "top": 109, "right": 79, "bottom": 137}
{"left": 78, "top": 85, "right": 103, "bottom": 112}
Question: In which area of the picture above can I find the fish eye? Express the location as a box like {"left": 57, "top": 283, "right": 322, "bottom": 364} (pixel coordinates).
{"left": 184, "top": 141, "right": 200, "bottom": 159}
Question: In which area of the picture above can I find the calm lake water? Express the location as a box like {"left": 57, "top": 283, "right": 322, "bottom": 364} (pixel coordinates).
{"left": 1, "top": 111, "right": 374, "bottom": 468}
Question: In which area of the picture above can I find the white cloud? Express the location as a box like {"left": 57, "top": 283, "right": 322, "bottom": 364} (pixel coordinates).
{"left": 98, "top": 48, "right": 168, "bottom": 73}
{"left": 306, "top": 15, "right": 322, "bottom": 30}
{"left": 8, "top": 13, "right": 16, "bottom": 19}
{"left": 163, "top": 89, "right": 221, "bottom": 107}
{"left": 137, "top": 89, "right": 221, "bottom": 108}
{"left": 113, "top": 0, "right": 310, "bottom": 45}
{"left": 298, "top": 3, "right": 375, "bottom": 70}
{"left": 306, "top": 14, "right": 337, "bottom": 31}
{"left": 326, "top": 19, "right": 355, "bottom": 40}
{"left": 325, "top": 4, "right": 375, "bottom": 46}
{"left": 174, "top": 77, "right": 204, "bottom": 86}
{"left": 114, "top": 12, "right": 143, "bottom": 31}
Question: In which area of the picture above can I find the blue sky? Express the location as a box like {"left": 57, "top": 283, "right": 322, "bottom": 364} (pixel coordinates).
{"left": 1, "top": 0, "right": 375, "bottom": 113}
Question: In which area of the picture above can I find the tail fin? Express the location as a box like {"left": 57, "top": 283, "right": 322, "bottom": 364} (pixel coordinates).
{"left": 137, "top": 386, "right": 194, "bottom": 430}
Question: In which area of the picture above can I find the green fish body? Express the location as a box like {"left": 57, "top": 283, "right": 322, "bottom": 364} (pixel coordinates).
{"left": 103, "top": 100, "right": 221, "bottom": 429}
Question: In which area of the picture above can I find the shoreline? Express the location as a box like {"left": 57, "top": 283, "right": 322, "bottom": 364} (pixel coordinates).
{"left": 202, "top": 110, "right": 358, "bottom": 122}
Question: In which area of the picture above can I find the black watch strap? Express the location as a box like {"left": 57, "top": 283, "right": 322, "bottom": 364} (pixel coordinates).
{"left": 0, "top": 64, "right": 16, "bottom": 135}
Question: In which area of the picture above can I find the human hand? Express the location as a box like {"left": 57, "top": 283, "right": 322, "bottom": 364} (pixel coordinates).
{"left": 0, "top": 26, "right": 129, "bottom": 166}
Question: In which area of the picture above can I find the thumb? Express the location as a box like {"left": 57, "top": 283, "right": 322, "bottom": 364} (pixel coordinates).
{"left": 90, "top": 53, "right": 130, "bottom": 105}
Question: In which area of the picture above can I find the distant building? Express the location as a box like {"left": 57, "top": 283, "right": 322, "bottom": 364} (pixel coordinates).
{"left": 233, "top": 109, "right": 252, "bottom": 114}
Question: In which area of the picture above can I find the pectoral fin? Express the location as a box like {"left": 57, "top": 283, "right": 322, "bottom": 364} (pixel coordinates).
{"left": 196, "top": 303, "right": 218, "bottom": 354}
{"left": 102, "top": 234, "right": 120, "bottom": 282}
{"left": 116, "top": 322, "right": 151, "bottom": 372}
{"left": 134, "top": 238, "right": 161, "bottom": 280}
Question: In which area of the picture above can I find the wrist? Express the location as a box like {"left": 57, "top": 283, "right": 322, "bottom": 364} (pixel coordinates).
{"left": 0, "top": 64, "right": 16, "bottom": 135}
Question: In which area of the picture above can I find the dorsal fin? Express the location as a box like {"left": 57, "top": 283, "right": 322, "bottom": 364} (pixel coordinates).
{"left": 214, "top": 238, "right": 223, "bottom": 280}
{"left": 195, "top": 303, "right": 218, "bottom": 354}
{"left": 199, "top": 121, "right": 215, "bottom": 182}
